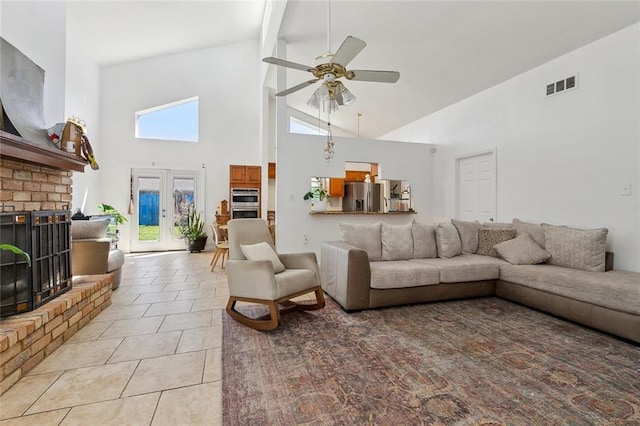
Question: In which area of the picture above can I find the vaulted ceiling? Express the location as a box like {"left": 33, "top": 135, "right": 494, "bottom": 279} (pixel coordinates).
{"left": 69, "top": 1, "right": 639, "bottom": 139}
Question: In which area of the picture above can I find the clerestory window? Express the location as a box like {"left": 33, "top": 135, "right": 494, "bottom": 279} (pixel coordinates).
{"left": 135, "top": 97, "right": 199, "bottom": 142}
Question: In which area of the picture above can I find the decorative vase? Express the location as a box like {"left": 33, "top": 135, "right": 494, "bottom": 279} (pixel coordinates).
{"left": 187, "top": 236, "right": 208, "bottom": 253}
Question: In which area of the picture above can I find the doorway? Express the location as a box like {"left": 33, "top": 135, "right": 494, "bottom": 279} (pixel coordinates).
{"left": 456, "top": 149, "right": 496, "bottom": 223}
{"left": 130, "top": 168, "right": 204, "bottom": 252}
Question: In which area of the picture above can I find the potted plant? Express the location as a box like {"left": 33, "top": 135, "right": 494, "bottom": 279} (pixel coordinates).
{"left": 179, "top": 207, "right": 208, "bottom": 252}
{"left": 303, "top": 188, "right": 329, "bottom": 212}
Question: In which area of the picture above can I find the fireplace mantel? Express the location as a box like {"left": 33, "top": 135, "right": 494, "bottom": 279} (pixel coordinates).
{"left": 0, "top": 130, "right": 87, "bottom": 172}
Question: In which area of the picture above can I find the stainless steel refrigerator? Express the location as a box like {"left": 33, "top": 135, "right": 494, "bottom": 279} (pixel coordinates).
{"left": 343, "top": 182, "right": 383, "bottom": 212}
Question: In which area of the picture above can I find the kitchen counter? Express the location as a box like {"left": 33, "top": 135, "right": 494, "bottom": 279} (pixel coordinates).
{"left": 309, "top": 210, "right": 417, "bottom": 215}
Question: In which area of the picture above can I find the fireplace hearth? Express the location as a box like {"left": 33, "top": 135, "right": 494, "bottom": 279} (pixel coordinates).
{"left": 0, "top": 210, "right": 72, "bottom": 318}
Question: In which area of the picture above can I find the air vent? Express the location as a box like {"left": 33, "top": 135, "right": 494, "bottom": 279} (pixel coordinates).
{"left": 546, "top": 74, "right": 578, "bottom": 97}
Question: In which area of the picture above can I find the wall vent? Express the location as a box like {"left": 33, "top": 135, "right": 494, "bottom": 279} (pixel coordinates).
{"left": 546, "top": 74, "right": 578, "bottom": 97}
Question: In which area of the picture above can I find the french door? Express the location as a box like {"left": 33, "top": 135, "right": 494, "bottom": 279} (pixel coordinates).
{"left": 130, "top": 168, "right": 204, "bottom": 252}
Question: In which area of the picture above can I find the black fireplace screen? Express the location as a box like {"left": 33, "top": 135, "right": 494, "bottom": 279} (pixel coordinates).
{"left": 0, "top": 210, "right": 72, "bottom": 318}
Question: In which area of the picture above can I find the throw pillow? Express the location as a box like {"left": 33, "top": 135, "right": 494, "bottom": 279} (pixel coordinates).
{"left": 411, "top": 220, "right": 437, "bottom": 259}
{"left": 240, "top": 241, "right": 286, "bottom": 273}
{"left": 494, "top": 233, "right": 551, "bottom": 265}
{"left": 542, "top": 223, "right": 608, "bottom": 272}
{"left": 513, "top": 219, "right": 545, "bottom": 248}
{"left": 381, "top": 223, "right": 413, "bottom": 261}
{"left": 482, "top": 222, "right": 512, "bottom": 228}
{"left": 435, "top": 223, "right": 462, "bottom": 258}
{"left": 340, "top": 222, "right": 382, "bottom": 261}
{"left": 476, "top": 228, "right": 516, "bottom": 257}
{"left": 451, "top": 219, "right": 481, "bottom": 254}
{"left": 71, "top": 218, "right": 110, "bottom": 240}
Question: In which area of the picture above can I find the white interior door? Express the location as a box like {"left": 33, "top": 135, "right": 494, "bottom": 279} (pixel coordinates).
{"left": 130, "top": 168, "right": 204, "bottom": 252}
{"left": 456, "top": 150, "right": 496, "bottom": 223}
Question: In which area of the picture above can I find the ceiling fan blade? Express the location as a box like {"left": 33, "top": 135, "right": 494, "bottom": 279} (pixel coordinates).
{"left": 331, "top": 36, "right": 366, "bottom": 67}
{"left": 275, "top": 79, "right": 319, "bottom": 97}
{"left": 348, "top": 70, "right": 400, "bottom": 83}
{"left": 263, "top": 57, "right": 314, "bottom": 73}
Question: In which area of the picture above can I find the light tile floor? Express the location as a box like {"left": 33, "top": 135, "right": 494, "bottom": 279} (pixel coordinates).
{"left": 0, "top": 251, "right": 226, "bottom": 426}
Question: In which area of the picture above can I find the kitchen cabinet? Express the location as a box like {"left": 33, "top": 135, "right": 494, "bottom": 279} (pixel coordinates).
{"left": 345, "top": 170, "right": 369, "bottom": 182}
{"left": 329, "top": 178, "right": 345, "bottom": 197}
{"left": 246, "top": 166, "right": 261, "bottom": 184}
{"left": 230, "top": 165, "right": 261, "bottom": 186}
{"left": 268, "top": 162, "right": 276, "bottom": 179}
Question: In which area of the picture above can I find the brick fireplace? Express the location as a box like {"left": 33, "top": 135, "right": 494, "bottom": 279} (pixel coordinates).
{"left": 0, "top": 130, "right": 113, "bottom": 395}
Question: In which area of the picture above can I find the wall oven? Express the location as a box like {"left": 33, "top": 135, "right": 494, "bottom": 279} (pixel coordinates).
{"left": 231, "top": 188, "right": 259, "bottom": 206}
{"left": 231, "top": 207, "right": 259, "bottom": 219}
{"left": 230, "top": 188, "right": 259, "bottom": 219}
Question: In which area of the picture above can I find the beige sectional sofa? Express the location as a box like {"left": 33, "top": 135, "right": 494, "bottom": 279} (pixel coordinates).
{"left": 320, "top": 219, "right": 640, "bottom": 343}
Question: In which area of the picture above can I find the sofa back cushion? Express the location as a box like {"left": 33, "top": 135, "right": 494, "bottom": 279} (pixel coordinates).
{"left": 452, "top": 219, "right": 481, "bottom": 254}
{"left": 476, "top": 228, "right": 516, "bottom": 257}
{"left": 542, "top": 224, "right": 608, "bottom": 272}
{"left": 435, "top": 223, "right": 462, "bottom": 258}
{"left": 513, "top": 219, "right": 545, "bottom": 248}
{"left": 340, "top": 222, "right": 382, "bottom": 261}
{"left": 412, "top": 221, "right": 437, "bottom": 259}
{"left": 494, "top": 233, "right": 551, "bottom": 265}
{"left": 381, "top": 223, "right": 413, "bottom": 261}
{"left": 71, "top": 218, "right": 110, "bottom": 240}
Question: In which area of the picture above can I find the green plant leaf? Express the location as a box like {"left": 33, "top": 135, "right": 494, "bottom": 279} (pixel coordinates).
{"left": 0, "top": 244, "right": 31, "bottom": 267}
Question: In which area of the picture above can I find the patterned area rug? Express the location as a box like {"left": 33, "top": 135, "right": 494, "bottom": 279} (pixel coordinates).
{"left": 222, "top": 297, "right": 640, "bottom": 425}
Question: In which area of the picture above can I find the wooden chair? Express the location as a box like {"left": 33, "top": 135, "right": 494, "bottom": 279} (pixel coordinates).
{"left": 226, "top": 219, "right": 325, "bottom": 330}
{"left": 210, "top": 223, "right": 229, "bottom": 271}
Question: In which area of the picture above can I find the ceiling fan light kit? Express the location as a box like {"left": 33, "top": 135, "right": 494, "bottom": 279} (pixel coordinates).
{"left": 263, "top": 36, "right": 399, "bottom": 110}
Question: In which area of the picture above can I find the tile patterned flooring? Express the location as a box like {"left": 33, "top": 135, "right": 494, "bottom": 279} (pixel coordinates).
{"left": 0, "top": 251, "right": 226, "bottom": 425}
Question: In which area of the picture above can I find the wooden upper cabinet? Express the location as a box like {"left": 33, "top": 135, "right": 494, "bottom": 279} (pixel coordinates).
{"left": 230, "top": 165, "right": 261, "bottom": 185}
{"left": 246, "top": 166, "right": 261, "bottom": 184}
{"left": 329, "top": 178, "right": 345, "bottom": 197}
{"left": 268, "top": 162, "right": 276, "bottom": 179}
{"left": 229, "top": 165, "right": 246, "bottom": 184}
{"left": 345, "top": 170, "right": 369, "bottom": 182}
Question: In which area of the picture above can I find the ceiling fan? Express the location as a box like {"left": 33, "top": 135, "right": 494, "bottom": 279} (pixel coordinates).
{"left": 263, "top": 35, "right": 400, "bottom": 110}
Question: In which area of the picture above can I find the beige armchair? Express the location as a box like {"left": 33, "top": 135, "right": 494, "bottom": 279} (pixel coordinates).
{"left": 226, "top": 219, "right": 325, "bottom": 330}
{"left": 71, "top": 219, "right": 125, "bottom": 289}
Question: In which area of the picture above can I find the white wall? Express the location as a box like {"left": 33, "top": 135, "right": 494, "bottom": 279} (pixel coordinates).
{"left": 384, "top": 24, "right": 640, "bottom": 272}
{"left": 66, "top": 5, "right": 101, "bottom": 215}
{"left": 276, "top": 132, "right": 434, "bottom": 256}
{"left": 99, "top": 40, "right": 261, "bottom": 252}
{"left": 1, "top": 2, "right": 66, "bottom": 128}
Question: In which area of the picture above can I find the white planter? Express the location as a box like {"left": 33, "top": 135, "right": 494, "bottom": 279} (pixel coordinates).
{"left": 313, "top": 200, "right": 328, "bottom": 212}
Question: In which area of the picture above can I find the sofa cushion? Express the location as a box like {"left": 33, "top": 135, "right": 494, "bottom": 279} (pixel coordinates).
{"left": 542, "top": 224, "right": 608, "bottom": 272}
{"left": 494, "top": 233, "right": 551, "bottom": 265}
{"left": 435, "top": 223, "right": 461, "bottom": 258}
{"left": 476, "top": 228, "right": 516, "bottom": 257}
{"left": 340, "top": 222, "right": 382, "bottom": 262}
{"left": 71, "top": 218, "right": 110, "bottom": 240}
{"left": 411, "top": 255, "right": 507, "bottom": 283}
{"left": 412, "top": 221, "right": 437, "bottom": 259}
{"left": 370, "top": 261, "right": 439, "bottom": 289}
{"left": 513, "top": 219, "right": 545, "bottom": 248}
{"left": 499, "top": 264, "right": 640, "bottom": 315}
{"left": 241, "top": 242, "right": 286, "bottom": 273}
{"left": 381, "top": 223, "right": 413, "bottom": 261}
{"left": 452, "top": 219, "right": 481, "bottom": 254}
